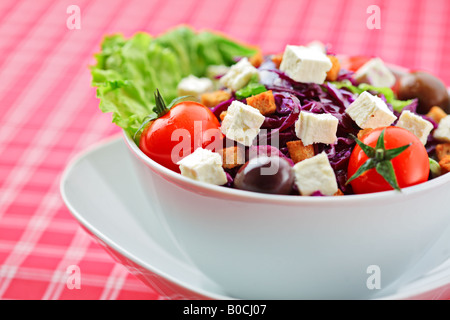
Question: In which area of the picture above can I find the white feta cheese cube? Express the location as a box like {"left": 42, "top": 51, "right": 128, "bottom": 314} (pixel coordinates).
{"left": 279, "top": 45, "right": 332, "bottom": 84}
{"left": 293, "top": 152, "right": 338, "bottom": 196}
{"left": 345, "top": 91, "right": 397, "bottom": 129}
{"left": 396, "top": 110, "right": 434, "bottom": 145}
{"left": 295, "top": 111, "right": 338, "bottom": 146}
{"left": 354, "top": 57, "right": 396, "bottom": 88}
{"left": 220, "top": 100, "right": 265, "bottom": 146}
{"left": 177, "top": 148, "right": 228, "bottom": 185}
{"left": 434, "top": 115, "right": 450, "bottom": 142}
{"left": 219, "top": 57, "right": 259, "bottom": 91}
{"left": 177, "top": 75, "right": 214, "bottom": 101}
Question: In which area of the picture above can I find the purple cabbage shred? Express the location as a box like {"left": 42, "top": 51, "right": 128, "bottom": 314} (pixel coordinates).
{"left": 214, "top": 55, "right": 438, "bottom": 196}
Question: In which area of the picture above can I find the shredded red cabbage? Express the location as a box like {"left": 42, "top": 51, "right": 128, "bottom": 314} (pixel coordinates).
{"left": 215, "top": 55, "right": 439, "bottom": 196}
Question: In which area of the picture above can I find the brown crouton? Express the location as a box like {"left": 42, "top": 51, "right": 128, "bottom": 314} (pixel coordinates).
{"left": 271, "top": 53, "right": 283, "bottom": 69}
{"left": 436, "top": 143, "right": 450, "bottom": 161}
{"left": 426, "top": 106, "right": 447, "bottom": 124}
{"left": 326, "top": 55, "right": 341, "bottom": 82}
{"left": 439, "top": 155, "right": 450, "bottom": 174}
{"left": 246, "top": 90, "right": 277, "bottom": 116}
{"left": 219, "top": 146, "right": 245, "bottom": 169}
{"left": 286, "top": 140, "right": 315, "bottom": 164}
{"left": 201, "top": 90, "right": 231, "bottom": 108}
{"left": 249, "top": 51, "right": 264, "bottom": 68}
{"left": 220, "top": 111, "right": 227, "bottom": 121}
{"left": 357, "top": 128, "right": 374, "bottom": 140}
{"left": 334, "top": 189, "right": 344, "bottom": 196}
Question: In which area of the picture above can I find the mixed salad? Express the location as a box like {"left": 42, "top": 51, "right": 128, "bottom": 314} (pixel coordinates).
{"left": 91, "top": 26, "right": 450, "bottom": 196}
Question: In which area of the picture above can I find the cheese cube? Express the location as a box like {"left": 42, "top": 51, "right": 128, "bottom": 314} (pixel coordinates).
{"left": 220, "top": 101, "right": 265, "bottom": 146}
{"left": 177, "top": 148, "right": 228, "bottom": 185}
{"left": 293, "top": 152, "right": 338, "bottom": 196}
{"left": 295, "top": 111, "right": 338, "bottom": 146}
{"left": 279, "top": 45, "right": 332, "bottom": 84}
{"left": 177, "top": 75, "right": 214, "bottom": 101}
{"left": 434, "top": 115, "right": 450, "bottom": 142}
{"left": 345, "top": 91, "right": 397, "bottom": 129}
{"left": 219, "top": 57, "right": 259, "bottom": 91}
{"left": 354, "top": 57, "right": 396, "bottom": 88}
{"left": 396, "top": 110, "right": 434, "bottom": 145}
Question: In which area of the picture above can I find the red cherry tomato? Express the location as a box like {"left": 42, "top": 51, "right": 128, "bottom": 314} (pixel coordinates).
{"left": 139, "top": 101, "right": 223, "bottom": 173}
{"left": 347, "top": 127, "right": 430, "bottom": 194}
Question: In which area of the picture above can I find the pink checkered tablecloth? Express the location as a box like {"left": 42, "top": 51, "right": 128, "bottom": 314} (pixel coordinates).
{"left": 1, "top": 0, "right": 450, "bottom": 300}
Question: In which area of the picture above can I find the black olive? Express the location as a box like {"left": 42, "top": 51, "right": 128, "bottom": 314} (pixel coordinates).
{"left": 397, "top": 71, "right": 450, "bottom": 114}
{"left": 233, "top": 156, "right": 294, "bottom": 195}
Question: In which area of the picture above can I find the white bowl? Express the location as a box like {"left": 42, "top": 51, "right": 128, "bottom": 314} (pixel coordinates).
{"left": 60, "top": 136, "right": 450, "bottom": 300}
{"left": 124, "top": 130, "right": 450, "bottom": 299}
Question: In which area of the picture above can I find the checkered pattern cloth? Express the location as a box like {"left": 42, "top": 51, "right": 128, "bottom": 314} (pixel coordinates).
{"left": 0, "top": 0, "right": 449, "bottom": 299}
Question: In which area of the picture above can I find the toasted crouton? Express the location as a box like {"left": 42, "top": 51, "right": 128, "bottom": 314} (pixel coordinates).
{"left": 436, "top": 143, "right": 450, "bottom": 161}
{"left": 249, "top": 51, "right": 264, "bottom": 68}
{"left": 201, "top": 90, "right": 231, "bottom": 108}
{"left": 426, "top": 106, "right": 447, "bottom": 124}
{"left": 439, "top": 155, "right": 450, "bottom": 174}
{"left": 271, "top": 53, "right": 283, "bottom": 69}
{"left": 357, "top": 128, "right": 374, "bottom": 140}
{"left": 246, "top": 90, "right": 277, "bottom": 116}
{"left": 219, "top": 146, "right": 245, "bottom": 169}
{"left": 220, "top": 111, "right": 227, "bottom": 121}
{"left": 286, "top": 140, "right": 315, "bottom": 164}
{"left": 326, "top": 55, "right": 341, "bottom": 82}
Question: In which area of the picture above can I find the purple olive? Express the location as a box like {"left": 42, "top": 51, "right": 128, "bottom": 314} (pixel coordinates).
{"left": 233, "top": 156, "right": 294, "bottom": 195}
{"left": 397, "top": 71, "right": 450, "bottom": 114}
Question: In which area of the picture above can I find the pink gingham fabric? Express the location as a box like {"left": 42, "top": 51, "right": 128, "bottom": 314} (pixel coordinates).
{"left": 0, "top": 0, "right": 449, "bottom": 300}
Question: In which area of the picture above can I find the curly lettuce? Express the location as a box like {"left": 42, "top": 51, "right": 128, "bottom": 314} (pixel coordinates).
{"left": 90, "top": 26, "right": 258, "bottom": 139}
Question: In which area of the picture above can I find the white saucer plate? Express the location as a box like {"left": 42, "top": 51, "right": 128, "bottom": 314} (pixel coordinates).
{"left": 60, "top": 135, "right": 450, "bottom": 300}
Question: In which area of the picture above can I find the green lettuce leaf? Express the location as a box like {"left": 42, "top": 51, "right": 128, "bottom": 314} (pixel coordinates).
{"left": 90, "top": 26, "right": 258, "bottom": 141}
{"left": 235, "top": 74, "right": 267, "bottom": 99}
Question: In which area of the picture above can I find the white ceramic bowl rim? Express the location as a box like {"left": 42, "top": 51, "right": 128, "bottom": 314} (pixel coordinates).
{"left": 123, "top": 130, "right": 450, "bottom": 204}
